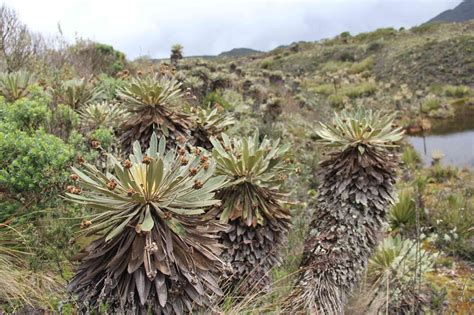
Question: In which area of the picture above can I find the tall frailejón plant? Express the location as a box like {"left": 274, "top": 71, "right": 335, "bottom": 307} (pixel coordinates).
{"left": 118, "top": 75, "right": 193, "bottom": 153}
{"left": 210, "top": 132, "right": 292, "bottom": 294}
{"left": 287, "top": 108, "right": 404, "bottom": 313}
{"left": 66, "top": 133, "right": 228, "bottom": 314}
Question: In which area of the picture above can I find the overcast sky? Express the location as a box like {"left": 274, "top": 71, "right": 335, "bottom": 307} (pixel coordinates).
{"left": 3, "top": 0, "right": 460, "bottom": 59}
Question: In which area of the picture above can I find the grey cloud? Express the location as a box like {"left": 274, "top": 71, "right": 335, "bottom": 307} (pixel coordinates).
{"left": 4, "top": 0, "right": 461, "bottom": 59}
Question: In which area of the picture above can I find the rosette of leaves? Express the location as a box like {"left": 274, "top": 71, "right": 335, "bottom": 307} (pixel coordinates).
{"left": 78, "top": 101, "right": 127, "bottom": 129}
{"left": 49, "top": 78, "right": 103, "bottom": 109}
{"left": 118, "top": 74, "right": 193, "bottom": 153}
{"left": 66, "top": 133, "right": 228, "bottom": 314}
{"left": 286, "top": 107, "right": 404, "bottom": 313}
{"left": 364, "top": 236, "right": 435, "bottom": 313}
{"left": 191, "top": 107, "right": 235, "bottom": 149}
{"left": 210, "top": 132, "right": 291, "bottom": 294}
{"left": 0, "top": 71, "right": 34, "bottom": 102}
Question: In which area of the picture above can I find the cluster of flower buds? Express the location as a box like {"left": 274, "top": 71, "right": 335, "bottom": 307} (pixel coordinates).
{"left": 193, "top": 180, "right": 203, "bottom": 189}
{"left": 80, "top": 220, "right": 92, "bottom": 229}
{"left": 123, "top": 159, "right": 133, "bottom": 169}
{"left": 180, "top": 157, "right": 188, "bottom": 166}
{"left": 189, "top": 167, "right": 198, "bottom": 176}
{"left": 67, "top": 185, "right": 81, "bottom": 194}
{"left": 107, "top": 179, "right": 117, "bottom": 191}
{"left": 142, "top": 155, "right": 152, "bottom": 165}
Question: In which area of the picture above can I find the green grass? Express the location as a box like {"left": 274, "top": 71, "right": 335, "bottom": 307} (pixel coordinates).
{"left": 348, "top": 56, "right": 374, "bottom": 74}
{"left": 311, "top": 83, "right": 334, "bottom": 96}
{"left": 320, "top": 61, "right": 352, "bottom": 73}
{"left": 341, "top": 82, "right": 377, "bottom": 99}
{"left": 443, "top": 85, "right": 471, "bottom": 98}
{"left": 421, "top": 97, "right": 441, "bottom": 113}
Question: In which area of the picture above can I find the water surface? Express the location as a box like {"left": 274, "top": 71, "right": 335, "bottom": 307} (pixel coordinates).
{"left": 407, "top": 105, "right": 474, "bottom": 168}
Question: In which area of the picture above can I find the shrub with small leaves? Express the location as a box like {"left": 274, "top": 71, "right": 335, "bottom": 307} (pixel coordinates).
{"left": 0, "top": 129, "right": 74, "bottom": 199}
{"left": 1, "top": 98, "right": 51, "bottom": 132}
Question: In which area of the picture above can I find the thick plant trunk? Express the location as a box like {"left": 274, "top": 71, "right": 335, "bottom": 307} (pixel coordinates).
{"left": 286, "top": 147, "right": 399, "bottom": 313}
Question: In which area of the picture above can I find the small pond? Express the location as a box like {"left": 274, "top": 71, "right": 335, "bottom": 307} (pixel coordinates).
{"left": 407, "top": 104, "right": 474, "bottom": 168}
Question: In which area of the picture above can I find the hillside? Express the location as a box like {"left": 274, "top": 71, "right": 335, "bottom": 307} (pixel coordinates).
{"left": 217, "top": 47, "right": 262, "bottom": 58}
{"left": 428, "top": 0, "right": 474, "bottom": 23}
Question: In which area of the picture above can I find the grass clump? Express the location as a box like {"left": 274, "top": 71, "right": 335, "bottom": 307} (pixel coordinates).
{"left": 389, "top": 188, "right": 417, "bottom": 233}
{"left": 341, "top": 82, "right": 377, "bottom": 99}
{"left": 443, "top": 85, "right": 471, "bottom": 98}
{"left": 402, "top": 145, "right": 422, "bottom": 169}
{"left": 348, "top": 56, "right": 374, "bottom": 74}
{"left": 320, "top": 61, "right": 352, "bottom": 73}
{"left": 432, "top": 193, "right": 474, "bottom": 260}
{"left": 421, "top": 97, "right": 441, "bottom": 113}
{"left": 311, "top": 83, "right": 334, "bottom": 96}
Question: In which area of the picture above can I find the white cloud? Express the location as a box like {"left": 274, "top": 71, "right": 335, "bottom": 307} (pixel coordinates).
{"left": 2, "top": 0, "right": 460, "bottom": 59}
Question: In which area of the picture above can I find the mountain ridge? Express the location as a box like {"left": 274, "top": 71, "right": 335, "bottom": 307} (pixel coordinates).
{"left": 428, "top": 0, "right": 474, "bottom": 23}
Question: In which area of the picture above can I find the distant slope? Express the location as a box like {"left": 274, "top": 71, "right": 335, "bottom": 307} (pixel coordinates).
{"left": 217, "top": 48, "right": 262, "bottom": 58}
{"left": 428, "top": 0, "right": 474, "bottom": 23}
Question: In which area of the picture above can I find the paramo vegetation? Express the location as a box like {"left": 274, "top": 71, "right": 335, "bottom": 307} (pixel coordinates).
{"left": 0, "top": 4, "right": 473, "bottom": 314}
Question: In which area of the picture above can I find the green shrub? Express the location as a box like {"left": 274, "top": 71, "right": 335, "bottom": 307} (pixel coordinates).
{"left": 354, "top": 27, "right": 397, "bottom": 42}
{"left": 367, "top": 39, "right": 385, "bottom": 52}
{"left": 67, "top": 130, "right": 99, "bottom": 162}
{"left": 27, "top": 84, "right": 52, "bottom": 104}
{"left": 2, "top": 98, "right": 51, "bottom": 132}
{"left": 0, "top": 129, "right": 74, "bottom": 198}
{"left": 260, "top": 60, "right": 273, "bottom": 69}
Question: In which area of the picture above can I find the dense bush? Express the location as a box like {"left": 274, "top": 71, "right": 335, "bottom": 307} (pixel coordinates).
{"left": 0, "top": 129, "right": 74, "bottom": 198}
{"left": 1, "top": 98, "right": 51, "bottom": 132}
